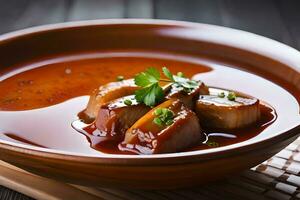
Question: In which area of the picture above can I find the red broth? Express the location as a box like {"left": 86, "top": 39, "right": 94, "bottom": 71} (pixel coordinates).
{"left": 0, "top": 52, "right": 292, "bottom": 155}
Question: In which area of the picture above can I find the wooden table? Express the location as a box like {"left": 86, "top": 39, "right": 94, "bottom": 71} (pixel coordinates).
{"left": 0, "top": 0, "right": 300, "bottom": 199}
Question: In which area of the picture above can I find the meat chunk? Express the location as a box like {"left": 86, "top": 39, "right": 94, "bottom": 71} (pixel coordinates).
{"left": 196, "top": 88, "right": 260, "bottom": 129}
{"left": 83, "top": 79, "right": 138, "bottom": 121}
{"left": 95, "top": 95, "right": 150, "bottom": 142}
{"left": 120, "top": 99, "right": 203, "bottom": 154}
{"left": 166, "top": 80, "right": 209, "bottom": 109}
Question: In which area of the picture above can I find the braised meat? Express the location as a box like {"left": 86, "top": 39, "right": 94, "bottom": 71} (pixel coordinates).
{"left": 84, "top": 79, "right": 138, "bottom": 120}
{"left": 120, "top": 99, "right": 203, "bottom": 154}
{"left": 95, "top": 95, "right": 150, "bottom": 142}
{"left": 196, "top": 88, "right": 260, "bottom": 129}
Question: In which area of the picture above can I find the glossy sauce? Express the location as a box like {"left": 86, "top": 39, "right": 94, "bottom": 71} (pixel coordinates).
{"left": 0, "top": 52, "right": 296, "bottom": 155}
{"left": 73, "top": 102, "right": 275, "bottom": 154}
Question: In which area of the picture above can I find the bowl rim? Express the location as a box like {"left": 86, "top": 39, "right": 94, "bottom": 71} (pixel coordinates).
{"left": 0, "top": 18, "right": 300, "bottom": 164}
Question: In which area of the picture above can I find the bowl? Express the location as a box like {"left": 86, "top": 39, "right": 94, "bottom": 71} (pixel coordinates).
{"left": 0, "top": 19, "right": 300, "bottom": 189}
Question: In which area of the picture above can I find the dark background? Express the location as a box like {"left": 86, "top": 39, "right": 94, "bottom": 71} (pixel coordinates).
{"left": 0, "top": 0, "right": 300, "bottom": 199}
{"left": 0, "top": 0, "right": 300, "bottom": 50}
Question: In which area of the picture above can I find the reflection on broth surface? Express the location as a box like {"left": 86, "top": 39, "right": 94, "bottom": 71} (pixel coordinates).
{"left": 0, "top": 53, "right": 211, "bottom": 111}
{"left": 0, "top": 52, "right": 298, "bottom": 155}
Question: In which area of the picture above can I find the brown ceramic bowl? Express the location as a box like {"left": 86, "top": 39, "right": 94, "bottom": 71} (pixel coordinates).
{"left": 0, "top": 19, "right": 300, "bottom": 189}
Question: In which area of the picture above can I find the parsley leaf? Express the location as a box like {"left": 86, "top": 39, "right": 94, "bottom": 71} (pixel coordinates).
{"left": 134, "top": 67, "right": 201, "bottom": 107}
{"left": 153, "top": 107, "right": 174, "bottom": 126}
{"left": 134, "top": 68, "right": 164, "bottom": 107}
{"left": 162, "top": 67, "right": 174, "bottom": 82}
{"left": 143, "top": 84, "right": 164, "bottom": 106}
{"left": 134, "top": 67, "right": 160, "bottom": 87}
{"left": 153, "top": 117, "right": 163, "bottom": 126}
{"left": 173, "top": 75, "right": 199, "bottom": 93}
{"left": 134, "top": 68, "right": 164, "bottom": 106}
{"left": 162, "top": 67, "right": 200, "bottom": 93}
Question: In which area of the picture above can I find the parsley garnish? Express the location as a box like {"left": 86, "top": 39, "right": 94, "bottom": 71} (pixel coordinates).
{"left": 162, "top": 67, "right": 199, "bottom": 93}
{"left": 177, "top": 72, "right": 184, "bottom": 77}
{"left": 116, "top": 75, "right": 124, "bottom": 81}
{"left": 207, "top": 141, "right": 219, "bottom": 147}
{"left": 134, "top": 67, "right": 200, "bottom": 107}
{"left": 134, "top": 68, "right": 164, "bottom": 107}
{"left": 227, "top": 91, "right": 236, "bottom": 101}
{"left": 173, "top": 76, "right": 200, "bottom": 93}
{"left": 218, "top": 92, "right": 225, "bottom": 98}
{"left": 153, "top": 108, "right": 174, "bottom": 126}
{"left": 124, "top": 99, "right": 132, "bottom": 106}
{"left": 162, "top": 67, "right": 174, "bottom": 81}
{"left": 218, "top": 91, "right": 236, "bottom": 101}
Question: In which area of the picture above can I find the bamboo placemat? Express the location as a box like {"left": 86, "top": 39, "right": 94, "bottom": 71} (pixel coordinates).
{"left": 1, "top": 137, "right": 300, "bottom": 200}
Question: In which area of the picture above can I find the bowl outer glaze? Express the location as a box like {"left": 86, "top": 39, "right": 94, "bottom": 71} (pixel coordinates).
{"left": 0, "top": 19, "right": 300, "bottom": 188}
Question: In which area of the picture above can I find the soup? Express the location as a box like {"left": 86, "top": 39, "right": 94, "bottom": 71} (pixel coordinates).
{"left": 0, "top": 51, "right": 295, "bottom": 155}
